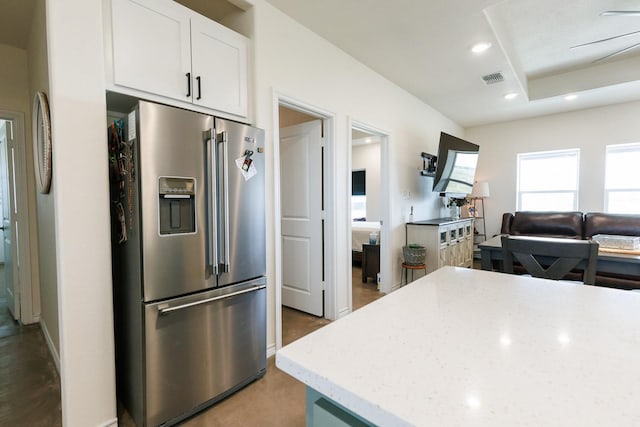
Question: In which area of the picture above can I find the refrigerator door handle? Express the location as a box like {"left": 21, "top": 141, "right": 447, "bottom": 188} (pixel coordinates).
{"left": 157, "top": 284, "right": 266, "bottom": 314}
{"left": 217, "top": 130, "right": 231, "bottom": 273}
{"left": 163, "top": 194, "right": 190, "bottom": 199}
{"left": 205, "top": 128, "right": 219, "bottom": 275}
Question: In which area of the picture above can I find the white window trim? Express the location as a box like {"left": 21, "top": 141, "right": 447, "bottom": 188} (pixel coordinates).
{"left": 516, "top": 149, "right": 580, "bottom": 211}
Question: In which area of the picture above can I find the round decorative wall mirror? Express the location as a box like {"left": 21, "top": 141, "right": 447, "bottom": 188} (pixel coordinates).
{"left": 32, "top": 91, "right": 52, "bottom": 194}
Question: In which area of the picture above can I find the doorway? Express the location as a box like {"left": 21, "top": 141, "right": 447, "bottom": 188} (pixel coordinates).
{"left": 273, "top": 92, "right": 339, "bottom": 352}
{"left": 0, "top": 112, "right": 36, "bottom": 326}
{"left": 349, "top": 120, "right": 391, "bottom": 302}
{"left": 350, "top": 128, "right": 385, "bottom": 310}
{"left": 277, "top": 104, "right": 328, "bottom": 346}
{"left": 0, "top": 119, "right": 13, "bottom": 319}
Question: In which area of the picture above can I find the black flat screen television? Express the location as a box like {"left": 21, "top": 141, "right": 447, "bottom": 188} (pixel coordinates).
{"left": 432, "top": 132, "right": 479, "bottom": 196}
{"left": 352, "top": 170, "right": 366, "bottom": 195}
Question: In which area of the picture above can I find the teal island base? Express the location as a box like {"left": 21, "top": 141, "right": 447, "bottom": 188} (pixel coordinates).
{"left": 306, "top": 387, "right": 375, "bottom": 427}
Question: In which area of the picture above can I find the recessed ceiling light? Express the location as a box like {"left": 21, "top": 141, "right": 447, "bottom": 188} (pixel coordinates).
{"left": 564, "top": 94, "right": 578, "bottom": 101}
{"left": 471, "top": 42, "right": 492, "bottom": 54}
{"left": 504, "top": 93, "right": 518, "bottom": 100}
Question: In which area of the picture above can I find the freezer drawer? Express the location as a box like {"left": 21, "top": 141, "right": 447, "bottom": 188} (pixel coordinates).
{"left": 143, "top": 279, "right": 266, "bottom": 426}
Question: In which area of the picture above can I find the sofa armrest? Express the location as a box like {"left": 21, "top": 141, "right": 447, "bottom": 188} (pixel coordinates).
{"left": 500, "top": 213, "right": 514, "bottom": 234}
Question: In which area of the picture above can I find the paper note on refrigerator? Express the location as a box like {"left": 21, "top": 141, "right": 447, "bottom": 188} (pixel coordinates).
{"left": 128, "top": 111, "right": 136, "bottom": 141}
{"left": 235, "top": 157, "right": 257, "bottom": 181}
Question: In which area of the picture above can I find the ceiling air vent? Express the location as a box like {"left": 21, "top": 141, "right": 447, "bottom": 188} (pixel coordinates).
{"left": 481, "top": 72, "right": 504, "bottom": 85}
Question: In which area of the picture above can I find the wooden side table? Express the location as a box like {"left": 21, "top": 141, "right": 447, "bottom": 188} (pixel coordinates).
{"left": 362, "top": 244, "right": 380, "bottom": 283}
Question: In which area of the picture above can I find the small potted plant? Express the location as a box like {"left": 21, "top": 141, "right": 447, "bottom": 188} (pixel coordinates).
{"left": 446, "top": 197, "right": 470, "bottom": 219}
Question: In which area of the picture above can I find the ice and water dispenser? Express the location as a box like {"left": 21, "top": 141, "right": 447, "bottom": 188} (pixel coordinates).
{"left": 158, "top": 177, "right": 196, "bottom": 235}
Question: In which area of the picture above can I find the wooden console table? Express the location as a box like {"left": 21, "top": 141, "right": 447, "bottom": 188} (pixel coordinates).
{"left": 362, "top": 244, "right": 380, "bottom": 283}
{"left": 405, "top": 218, "right": 474, "bottom": 275}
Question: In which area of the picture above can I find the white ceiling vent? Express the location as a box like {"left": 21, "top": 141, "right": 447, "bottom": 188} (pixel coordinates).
{"left": 482, "top": 72, "right": 504, "bottom": 85}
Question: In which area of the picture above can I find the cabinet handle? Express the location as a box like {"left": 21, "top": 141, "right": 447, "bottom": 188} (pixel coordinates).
{"left": 196, "top": 76, "right": 202, "bottom": 100}
{"left": 186, "top": 72, "right": 191, "bottom": 97}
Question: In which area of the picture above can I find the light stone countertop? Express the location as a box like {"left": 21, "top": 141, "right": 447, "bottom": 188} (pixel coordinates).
{"left": 276, "top": 266, "right": 640, "bottom": 426}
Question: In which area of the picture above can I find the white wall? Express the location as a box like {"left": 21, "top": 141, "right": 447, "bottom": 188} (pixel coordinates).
{"left": 251, "top": 0, "right": 462, "bottom": 347}
{"left": 352, "top": 142, "right": 381, "bottom": 221}
{"left": 45, "top": 0, "right": 116, "bottom": 425}
{"left": 466, "top": 100, "right": 640, "bottom": 238}
{"left": 28, "top": 0, "right": 54, "bottom": 351}
{"left": 0, "top": 45, "right": 29, "bottom": 111}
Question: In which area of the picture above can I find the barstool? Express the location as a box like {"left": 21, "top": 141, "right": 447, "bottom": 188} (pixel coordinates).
{"left": 401, "top": 262, "right": 427, "bottom": 286}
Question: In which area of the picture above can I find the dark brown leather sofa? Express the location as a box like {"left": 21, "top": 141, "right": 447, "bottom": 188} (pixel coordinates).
{"left": 500, "top": 211, "right": 640, "bottom": 290}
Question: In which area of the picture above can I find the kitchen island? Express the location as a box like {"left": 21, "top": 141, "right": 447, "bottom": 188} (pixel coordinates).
{"left": 276, "top": 266, "right": 640, "bottom": 426}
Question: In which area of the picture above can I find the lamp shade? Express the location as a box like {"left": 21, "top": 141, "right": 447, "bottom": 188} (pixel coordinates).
{"left": 470, "top": 181, "right": 490, "bottom": 198}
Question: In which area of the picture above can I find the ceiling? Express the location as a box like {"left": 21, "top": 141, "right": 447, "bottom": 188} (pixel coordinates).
{"left": 265, "top": 0, "right": 640, "bottom": 127}
{"left": 3, "top": 0, "right": 639, "bottom": 127}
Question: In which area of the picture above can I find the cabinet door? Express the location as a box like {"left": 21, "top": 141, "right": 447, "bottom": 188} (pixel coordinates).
{"left": 111, "top": 0, "right": 192, "bottom": 102}
{"left": 464, "top": 235, "right": 474, "bottom": 266}
{"left": 439, "top": 245, "right": 449, "bottom": 267}
{"left": 191, "top": 14, "right": 248, "bottom": 117}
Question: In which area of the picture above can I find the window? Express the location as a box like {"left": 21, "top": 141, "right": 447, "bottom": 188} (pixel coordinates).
{"left": 351, "top": 195, "right": 367, "bottom": 220}
{"left": 352, "top": 170, "right": 367, "bottom": 220}
{"left": 517, "top": 149, "right": 579, "bottom": 211}
{"left": 604, "top": 143, "right": 640, "bottom": 213}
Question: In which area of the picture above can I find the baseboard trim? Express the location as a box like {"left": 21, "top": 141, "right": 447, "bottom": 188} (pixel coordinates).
{"left": 337, "top": 307, "right": 351, "bottom": 318}
{"left": 39, "top": 320, "right": 60, "bottom": 374}
{"left": 96, "top": 417, "right": 118, "bottom": 427}
{"left": 266, "top": 343, "right": 276, "bottom": 358}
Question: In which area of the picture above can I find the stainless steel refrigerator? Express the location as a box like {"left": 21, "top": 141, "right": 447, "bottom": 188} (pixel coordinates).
{"left": 111, "top": 100, "right": 266, "bottom": 427}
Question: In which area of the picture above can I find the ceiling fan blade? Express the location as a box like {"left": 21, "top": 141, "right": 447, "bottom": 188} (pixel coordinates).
{"left": 570, "top": 29, "right": 640, "bottom": 49}
{"left": 601, "top": 10, "right": 640, "bottom": 16}
{"left": 592, "top": 41, "right": 640, "bottom": 63}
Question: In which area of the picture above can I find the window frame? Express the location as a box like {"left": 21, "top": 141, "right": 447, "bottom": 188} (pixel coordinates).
{"left": 516, "top": 149, "right": 580, "bottom": 212}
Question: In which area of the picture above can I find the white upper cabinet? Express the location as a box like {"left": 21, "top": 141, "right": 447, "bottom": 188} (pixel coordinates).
{"left": 190, "top": 14, "right": 248, "bottom": 117}
{"left": 109, "top": 0, "right": 248, "bottom": 118}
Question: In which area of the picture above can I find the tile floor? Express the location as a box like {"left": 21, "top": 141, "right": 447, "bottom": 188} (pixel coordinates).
{"left": 1, "top": 264, "right": 383, "bottom": 426}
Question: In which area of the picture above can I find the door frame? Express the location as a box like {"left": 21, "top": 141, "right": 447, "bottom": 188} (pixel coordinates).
{"left": 0, "top": 110, "right": 38, "bottom": 324}
{"left": 272, "top": 91, "right": 336, "bottom": 351}
{"left": 348, "top": 118, "right": 392, "bottom": 297}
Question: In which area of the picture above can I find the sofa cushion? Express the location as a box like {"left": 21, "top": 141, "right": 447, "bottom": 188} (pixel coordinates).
{"left": 584, "top": 212, "right": 640, "bottom": 238}
{"left": 510, "top": 211, "right": 584, "bottom": 239}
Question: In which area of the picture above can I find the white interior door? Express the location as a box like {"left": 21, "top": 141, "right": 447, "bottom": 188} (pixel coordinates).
{"left": 0, "top": 120, "right": 18, "bottom": 319}
{"left": 280, "top": 120, "right": 323, "bottom": 316}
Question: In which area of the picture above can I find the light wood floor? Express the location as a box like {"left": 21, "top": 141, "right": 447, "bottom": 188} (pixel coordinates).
{"left": 1, "top": 265, "right": 382, "bottom": 426}
{"left": 0, "top": 264, "right": 62, "bottom": 427}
